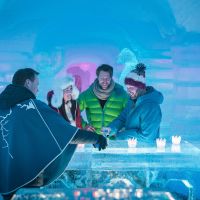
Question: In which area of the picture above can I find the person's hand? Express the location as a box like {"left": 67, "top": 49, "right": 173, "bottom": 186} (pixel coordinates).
{"left": 84, "top": 125, "right": 96, "bottom": 132}
{"left": 95, "top": 135, "right": 107, "bottom": 151}
{"left": 101, "top": 127, "right": 111, "bottom": 137}
{"left": 47, "top": 90, "right": 54, "bottom": 104}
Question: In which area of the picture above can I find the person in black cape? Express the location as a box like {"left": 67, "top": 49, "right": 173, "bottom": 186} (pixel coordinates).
{"left": 0, "top": 68, "right": 107, "bottom": 199}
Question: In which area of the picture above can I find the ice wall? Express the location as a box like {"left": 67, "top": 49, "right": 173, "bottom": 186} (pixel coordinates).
{"left": 0, "top": 0, "right": 200, "bottom": 143}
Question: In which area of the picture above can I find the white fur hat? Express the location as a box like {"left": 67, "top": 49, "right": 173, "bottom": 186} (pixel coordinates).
{"left": 51, "top": 75, "right": 79, "bottom": 107}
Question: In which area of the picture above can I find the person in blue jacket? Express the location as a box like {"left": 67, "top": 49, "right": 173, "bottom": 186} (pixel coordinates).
{"left": 108, "top": 63, "right": 163, "bottom": 142}
{"left": 0, "top": 68, "right": 107, "bottom": 199}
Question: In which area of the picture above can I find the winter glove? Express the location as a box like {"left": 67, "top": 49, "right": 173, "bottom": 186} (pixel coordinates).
{"left": 47, "top": 90, "right": 54, "bottom": 105}
{"left": 71, "top": 129, "right": 107, "bottom": 151}
{"left": 94, "top": 135, "right": 108, "bottom": 151}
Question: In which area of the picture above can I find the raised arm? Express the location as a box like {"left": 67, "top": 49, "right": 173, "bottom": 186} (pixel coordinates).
{"left": 108, "top": 99, "right": 133, "bottom": 133}
{"left": 116, "top": 103, "right": 162, "bottom": 142}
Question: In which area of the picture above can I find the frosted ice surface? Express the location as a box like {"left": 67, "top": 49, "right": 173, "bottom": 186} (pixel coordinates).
{"left": 67, "top": 140, "right": 200, "bottom": 170}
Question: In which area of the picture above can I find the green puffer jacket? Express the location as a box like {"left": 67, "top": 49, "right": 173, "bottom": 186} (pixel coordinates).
{"left": 78, "top": 83, "right": 128, "bottom": 134}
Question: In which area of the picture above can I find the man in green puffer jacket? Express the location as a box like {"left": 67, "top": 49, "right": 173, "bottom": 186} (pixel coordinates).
{"left": 78, "top": 64, "right": 128, "bottom": 134}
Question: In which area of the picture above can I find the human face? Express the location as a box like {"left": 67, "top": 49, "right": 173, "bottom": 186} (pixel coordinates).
{"left": 98, "top": 71, "right": 111, "bottom": 90}
{"left": 63, "top": 85, "right": 72, "bottom": 102}
{"left": 126, "top": 85, "right": 138, "bottom": 100}
{"left": 25, "top": 75, "right": 39, "bottom": 96}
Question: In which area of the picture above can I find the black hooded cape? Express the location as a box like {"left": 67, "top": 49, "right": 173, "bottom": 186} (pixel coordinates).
{"left": 0, "top": 85, "right": 79, "bottom": 194}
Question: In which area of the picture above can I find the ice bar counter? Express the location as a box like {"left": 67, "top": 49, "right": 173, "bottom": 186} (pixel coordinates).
{"left": 14, "top": 140, "right": 200, "bottom": 199}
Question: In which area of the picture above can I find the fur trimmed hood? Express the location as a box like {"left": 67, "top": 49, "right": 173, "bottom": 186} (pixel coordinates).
{"left": 51, "top": 75, "right": 79, "bottom": 107}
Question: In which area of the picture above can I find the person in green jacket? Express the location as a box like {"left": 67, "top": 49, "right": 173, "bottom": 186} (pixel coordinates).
{"left": 78, "top": 64, "right": 128, "bottom": 134}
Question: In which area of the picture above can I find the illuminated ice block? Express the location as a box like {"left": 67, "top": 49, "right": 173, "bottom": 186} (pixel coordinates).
{"left": 127, "top": 138, "right": 137, "bottom": 148}
{"left": 171, "top": 144, "right": 181, "bottom": 153}
{"left": 156, "top": 138, "right": 166, "bottom": 149}
{"left": 172, "top": 136, "right": 181, "bottom": 145}
{"left": 77, "top": 144, "right": 85, "bottom": 148}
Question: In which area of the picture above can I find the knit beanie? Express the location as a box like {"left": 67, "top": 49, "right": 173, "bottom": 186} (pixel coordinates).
{"left": 124, "top": 63, "right": 146, "bottom": 89}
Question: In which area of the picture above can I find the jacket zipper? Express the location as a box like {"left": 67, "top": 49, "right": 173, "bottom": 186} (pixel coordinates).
{"left": 102, "top": 96, "right": 110, "bottom": 127}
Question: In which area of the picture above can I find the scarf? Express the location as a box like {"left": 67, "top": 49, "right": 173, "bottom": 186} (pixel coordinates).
{"left": 58, "top": 99, "right": 76, "bottom": 126}
{"left": 64, "top": 101, "right": 76, "bottom": 126}
{"left": 93, "top": 79, "right": 115, "bottom": 100}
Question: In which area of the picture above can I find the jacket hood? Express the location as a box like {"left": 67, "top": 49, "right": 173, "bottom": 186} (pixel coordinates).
{"left": 136, "top": 86, "right": 163, "bottom": 106}
{"left": 51, "top": 75, "right": 80, "bottom": 107}
{"left": 0, "top": 84, "right": 36, "bottom": 109}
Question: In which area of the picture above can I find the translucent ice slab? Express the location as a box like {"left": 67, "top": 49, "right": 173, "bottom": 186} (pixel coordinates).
{"left": 67, "top": 140, "right": 200, "bottom": 171}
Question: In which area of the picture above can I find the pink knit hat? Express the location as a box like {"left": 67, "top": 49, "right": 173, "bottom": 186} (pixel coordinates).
{"left": 124, "top": 63, "right": 146, "bottom": 89}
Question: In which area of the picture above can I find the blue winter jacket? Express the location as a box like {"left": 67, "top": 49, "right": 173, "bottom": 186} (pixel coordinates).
{"left": 109, "top": 86, "right": 163, "bottom": 142}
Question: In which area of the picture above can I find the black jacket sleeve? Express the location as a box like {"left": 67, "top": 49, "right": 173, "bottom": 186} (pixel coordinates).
{"left": 70, "top": 129, "right": 99, "bottom": 144}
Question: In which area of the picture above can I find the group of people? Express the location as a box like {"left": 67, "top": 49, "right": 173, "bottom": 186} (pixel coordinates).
{"left": 0, "top": 63, "right": 163, "bottom": 198}
{"left": 47, "top": 63, "right": 163, "bottom": 141}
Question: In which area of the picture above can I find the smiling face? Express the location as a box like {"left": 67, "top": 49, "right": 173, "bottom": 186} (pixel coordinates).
{"left": 63, "top": 85, "right": 73, "bottom": 102}
{"left": 126, "top": 84, "right": 139, "bottom": 100}
{"left": 97, "top": 71, "right": 111, "bottom": 90}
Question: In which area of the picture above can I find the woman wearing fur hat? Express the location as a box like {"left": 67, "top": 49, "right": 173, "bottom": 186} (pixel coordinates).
{"left": 47, "top": 75, "right": 82, "bottom": 128}
{"left": 107, "top": 63, "right": 163, "bottom": 142}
